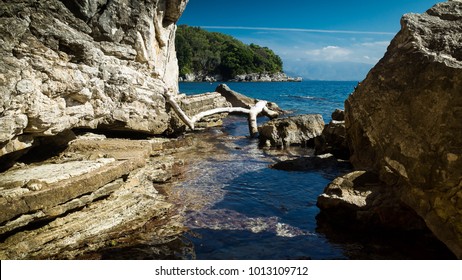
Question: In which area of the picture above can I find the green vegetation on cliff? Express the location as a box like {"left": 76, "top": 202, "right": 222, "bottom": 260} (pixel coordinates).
{"left": 176, "top": 25, "right": 283, "bottom": 79}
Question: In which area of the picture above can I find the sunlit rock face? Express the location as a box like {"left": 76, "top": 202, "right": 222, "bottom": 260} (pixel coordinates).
{"left": 0, "top": 0, "right": 188, "bottom": 157}
{"left": 345, "top": 1, "right": 462, "bottom": 258}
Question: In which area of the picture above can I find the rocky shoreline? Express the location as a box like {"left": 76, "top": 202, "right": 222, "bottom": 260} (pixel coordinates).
{"left": 0, "top": 0, "right": 461, "bottom": 259}
{"left": 0, "top": 135, "right": 187, "bottom": 259}
{"left": 179, "top": 72, "right": 303, "bottom": 83}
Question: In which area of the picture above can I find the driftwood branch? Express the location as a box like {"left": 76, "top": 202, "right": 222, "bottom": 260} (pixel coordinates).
{"left": 163, "top": 89, "right": 279, "bottom": 137}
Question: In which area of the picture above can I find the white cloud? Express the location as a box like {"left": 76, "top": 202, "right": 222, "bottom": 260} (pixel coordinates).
{"left": 305, "top": 46, "right": 352, "bottom": 61}
{"left": 201, "top": 26, "right": 395, "bottom": 35}
{"left": 222, "top": 26, "right": 394, "bottom": 80}
{"left": 360, "top": 41, "right": 391, "bottom": 47}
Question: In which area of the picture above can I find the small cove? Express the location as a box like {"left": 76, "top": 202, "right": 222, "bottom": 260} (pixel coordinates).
{"left": 166, "top": 81, "right": 454, "bottom": 259}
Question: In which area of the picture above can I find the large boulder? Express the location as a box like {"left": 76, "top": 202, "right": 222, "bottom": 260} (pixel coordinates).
{"left": 0, "top": 0, "right": 188, "bottom": 158}
{"left": 259, "top": 114, "right": 324, "bottom": 147}
{"left": 344, "top": 1, "right": 462, "bottom": 258}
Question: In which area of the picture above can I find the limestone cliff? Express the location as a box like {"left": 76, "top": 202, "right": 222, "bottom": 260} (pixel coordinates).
{"left": 345, "top": 1, "right": 462, "bottom": 258}
{"left": 0, "top": 0, "right": 188, "bottom": 158}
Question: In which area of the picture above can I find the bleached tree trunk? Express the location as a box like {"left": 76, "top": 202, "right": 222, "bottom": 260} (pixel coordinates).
{"left": 163, "top": 89, "right": 278, "bottom": 137}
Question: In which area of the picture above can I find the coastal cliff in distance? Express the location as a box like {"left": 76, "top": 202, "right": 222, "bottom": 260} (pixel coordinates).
{"left": 345, "top": 0, "right": 462, "bottom": 258}
{"left": 176, "top": 25, "right": 302, "bottom": 82}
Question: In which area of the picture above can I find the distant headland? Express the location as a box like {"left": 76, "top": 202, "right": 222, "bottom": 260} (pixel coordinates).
{"left": 176, "top": 25, "right": 302, "bottom": 82}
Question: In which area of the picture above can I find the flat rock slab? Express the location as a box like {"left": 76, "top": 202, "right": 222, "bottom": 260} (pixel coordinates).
{"left": 0, "top": 166, "right": 180, "bottom": 259}
{"left": 0, "top": 158, "right": 115, "bottom": 189}
{"left": 0, "top": 136, "right": 189, "bottom": 259}
{"left": 0, "top": 157, "right": 145, "bottom": 224}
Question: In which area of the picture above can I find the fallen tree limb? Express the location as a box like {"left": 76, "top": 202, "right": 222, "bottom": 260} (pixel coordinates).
{"left": 163, "top": 88, "right": 279, "bottom": 137}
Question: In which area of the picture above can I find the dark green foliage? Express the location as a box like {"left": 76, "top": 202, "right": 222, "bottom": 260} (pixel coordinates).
{"left": 176, "top": 25, "right": 283, "bottom": 79}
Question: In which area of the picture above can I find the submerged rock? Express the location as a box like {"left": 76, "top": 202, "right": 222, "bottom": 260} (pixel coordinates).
{"left": 271, "top": 153, "right": 350, "bottom": 172}
{"left": 259, "top": 114, "right": 324, "bottom": 148}
{"left": 187, "top": 209, "right": 314, "bottom": 238}
{"left": 337, "top": 1, "right": 462, "bottom": 258}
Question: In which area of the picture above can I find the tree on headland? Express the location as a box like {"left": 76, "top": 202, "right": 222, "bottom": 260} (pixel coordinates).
{"left": 176, "top": 25, "right": 283, "bottom": 80}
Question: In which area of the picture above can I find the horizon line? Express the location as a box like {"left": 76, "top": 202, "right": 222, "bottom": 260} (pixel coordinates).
{"left": 199, "top": 25, "right": 396, "bottom": 35}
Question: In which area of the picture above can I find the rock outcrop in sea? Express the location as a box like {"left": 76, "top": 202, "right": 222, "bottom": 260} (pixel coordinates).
{"left": 318, "top": 0, "right": 462, "bottom": 258}
{"left": 259, "top": 114, "right": 325, "bottom": 148}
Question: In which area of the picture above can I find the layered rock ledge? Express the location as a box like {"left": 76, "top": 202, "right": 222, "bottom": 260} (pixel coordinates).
{"left": 0, "top": 135, "right": 189, "bottom": 259}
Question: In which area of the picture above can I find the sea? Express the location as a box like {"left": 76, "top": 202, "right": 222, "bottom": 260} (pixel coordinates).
{"left": 157, "top": 81, "right": 453, "bottom": 260}
{"left": 180, "top": 81, "right": 354, "bottom": 122}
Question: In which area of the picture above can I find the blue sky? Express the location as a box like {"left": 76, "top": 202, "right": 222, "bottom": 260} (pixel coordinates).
{"left": 178, "top": 0, "right": 440, "bottom": 81}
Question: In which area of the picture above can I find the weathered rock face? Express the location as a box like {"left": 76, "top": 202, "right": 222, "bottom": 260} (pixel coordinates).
{"left": 259, "top": 114, "right": 324, "bottom": 147}
{"left": 344, "top": 1, "right": 462, "bottom": 258}
{"left": 0, "top": 0, "right": 188, "bottom": 158}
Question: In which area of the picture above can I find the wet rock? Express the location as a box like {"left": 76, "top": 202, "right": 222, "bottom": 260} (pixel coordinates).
{"left": 317, "top": 171, "right": 427, "bottom": 231}
{"left": 0, "top": 136, "right": 189, "bottom": 259}
{"left": 259, "top": 114, "right": 324, "bottom": 148}
{"left": 344, "top": 1, "right": 462, "bottom": 258}
{"left": 271, "top": 153, "right": 349, "bottom": 171}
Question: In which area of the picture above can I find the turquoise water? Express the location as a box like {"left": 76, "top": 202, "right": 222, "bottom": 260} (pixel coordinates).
{"left": 174, "top": 81, "right": 454, "bottom": 260}
{"left": 180, "top": 81, "right": 357, "bottom": 121}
